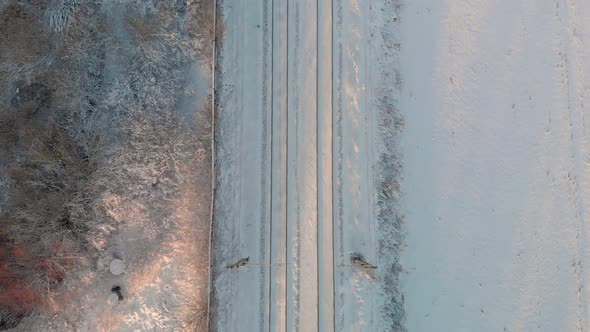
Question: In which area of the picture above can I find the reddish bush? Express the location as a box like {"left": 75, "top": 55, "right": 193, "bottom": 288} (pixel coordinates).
{"left": 12, "top": 243, "right": 28, "bottom": 259}
{"left": 0, "top": 280, "right": 43, "bottom": 314}
{"left": 0, "top": 240, "right": 81, "bottom": 319}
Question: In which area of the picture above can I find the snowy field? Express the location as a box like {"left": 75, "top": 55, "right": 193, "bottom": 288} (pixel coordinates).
{"left": 400, "top": 0, "right": 590, "bottom": 331}
{"left": 212, "top": 0, "right": 590, "bottom": 331}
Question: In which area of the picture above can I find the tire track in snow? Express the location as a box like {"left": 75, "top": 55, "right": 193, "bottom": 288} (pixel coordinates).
{"left": 212, "top": 1, "right": 405, "bottom": 330}
{"left": 285, "top": 2, "right": 319, "bottom": 329}
{"left": 259, "top": 1, "right": 272, "bottom": 330}
{"left": 269, "top": 0, "right": 289, "bottom": 330}
{"left": 333, "top": 0, "right": 345, "bottom": 327}
{"left": 211, "top": 0, "right": 272, "bottom": 330}
{"left": 317, "top": 0, "right": 335, "bottom": 330}
{"left": 556, "top": 0, "right": 589, "bottom": 329}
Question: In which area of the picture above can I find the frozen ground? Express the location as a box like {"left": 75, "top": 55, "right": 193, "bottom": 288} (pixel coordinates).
{"left": 400, "top": 0, "right": 590, "bottom": 331}
{"left": 213, "top": 0, "right": 590, "bottom": 331}
{"left": 211, "top": 0, "right": 403, "bottom": 330}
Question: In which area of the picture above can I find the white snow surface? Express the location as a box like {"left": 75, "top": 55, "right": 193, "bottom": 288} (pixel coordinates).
{"left": 212, "top": 0, "right": 403, "bottom": 331}
{"left": 400, "top": 0, "right": 590, "bottom": 331}
{"left": 212, "top": 0, "right": 590, "bottom": 331}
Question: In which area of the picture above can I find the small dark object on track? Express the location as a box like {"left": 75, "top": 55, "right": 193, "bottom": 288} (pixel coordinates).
{"left": 226, "top": 257, "right": 249, "bottom": 269}
{"left": 351, "top": 253, "right": 377, "bottom": 269}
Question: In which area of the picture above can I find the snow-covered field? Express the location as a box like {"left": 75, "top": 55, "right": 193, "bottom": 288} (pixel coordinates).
{"left": 212, "top": 0, "right": 590, "bottom": 330}
{"left": 400, "top": 0, "right": 590, "bottom": 331}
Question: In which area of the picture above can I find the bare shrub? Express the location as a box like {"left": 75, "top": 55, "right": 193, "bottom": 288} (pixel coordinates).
{"left": 0, "top": 0, "right": 213, "bottom": 329}
{"left": 0, "top": 84, "right": 97, "bottom": 323}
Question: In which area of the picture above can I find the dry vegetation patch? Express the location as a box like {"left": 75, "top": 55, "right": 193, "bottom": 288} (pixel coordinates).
{"left": 0, "top": 0, "right": 213, "bottom": 330}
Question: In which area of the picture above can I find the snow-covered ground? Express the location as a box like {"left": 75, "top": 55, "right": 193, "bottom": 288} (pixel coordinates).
{"left": 212, "top": 0, "right": 403, "bottom": 331}
{"left": 212, "top": 0, "right": 590, "bottom": 330}
{"left": 400, "top": 1, "right": 590, "bottom": 331}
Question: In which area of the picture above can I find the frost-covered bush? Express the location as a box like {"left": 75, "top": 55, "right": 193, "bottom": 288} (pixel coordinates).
{"left": 0, "top": 0, "right": 212, "bottom": 329}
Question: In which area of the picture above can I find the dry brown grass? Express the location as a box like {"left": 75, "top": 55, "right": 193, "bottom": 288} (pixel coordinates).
{"left": 0, "top": 73, "right": 97, "bottom": 326}
{"left": 95, "top": 312, "right": 124, "bottom": 332}
{"left": 0, "top": 3, "right": 53, "bottom": 86}
{"left": 125, "top": 15, "right": 160, "bottom": 44}
{"left": 0, "top": 0, "right": 214, "bottom": 329}
{"left": 171, "top": 180, "right": 210, "bottom": 332}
